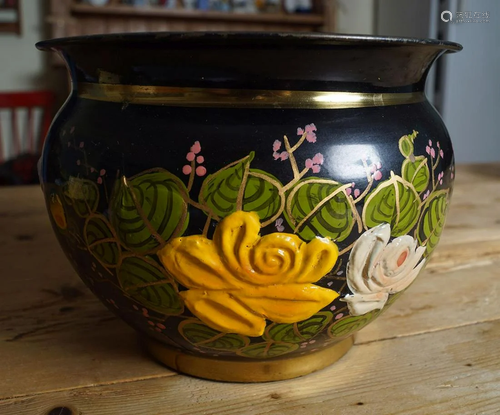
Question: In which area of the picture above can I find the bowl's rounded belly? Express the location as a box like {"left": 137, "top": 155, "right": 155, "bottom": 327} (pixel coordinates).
{"left": 40, "top": 94, "right": 454, "bottom": 365}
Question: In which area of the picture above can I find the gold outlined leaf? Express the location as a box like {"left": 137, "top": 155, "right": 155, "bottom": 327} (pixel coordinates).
{"left": 362, "top": 173, "right": 420, "bottom": 236}
{"left": 285, "top": 178, "right": 359, "bottom": 242}
{"left": 109, "top": 169, "right": 189, "bottom": 254}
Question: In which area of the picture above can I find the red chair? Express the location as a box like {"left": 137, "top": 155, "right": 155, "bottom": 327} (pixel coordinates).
{"left": 0, "top": 90, "right": 55, "bottom": 163}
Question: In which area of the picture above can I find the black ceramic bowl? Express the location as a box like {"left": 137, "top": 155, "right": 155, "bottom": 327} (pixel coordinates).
{"left": 37, "top": 33, "right": 462, "bottom": 382}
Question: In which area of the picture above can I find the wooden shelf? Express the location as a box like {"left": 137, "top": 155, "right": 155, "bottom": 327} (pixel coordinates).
{"left": 70, "top": 3, "right": 325, "bottom": 25}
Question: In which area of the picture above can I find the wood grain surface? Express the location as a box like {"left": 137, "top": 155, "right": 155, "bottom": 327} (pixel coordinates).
{"left": 0, "top": 163, "right": 499, "bottom": 414}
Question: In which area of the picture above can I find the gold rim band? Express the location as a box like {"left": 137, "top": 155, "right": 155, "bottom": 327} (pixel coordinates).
{"left": 144, "top": 336, "right": 354, "bottom": 382}
{"left": 78, "top": 82, "right": 425, "bottom": 109}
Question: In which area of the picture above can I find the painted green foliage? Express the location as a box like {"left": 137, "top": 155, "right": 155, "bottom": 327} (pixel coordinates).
{"left": 179, "top": 320, "right": 250, "bottom": 351}
{"left": 84, "top": 215, "right": 120, "bottom": 267}
{"left": 264, "top": 312, "right": 333, "bottom": 343}
{"left": 329, "top": 310, "right": 381, "bottom": 338}
{"left": 63, "top": 177, "right": 99, "bottom": 217}
{"left": 109, "top": 169, "right": 189, "bottom": 254}
{"left": 402, "top": 156, "right": 430, "bottom": 192}
{"left": 363, "top": 174, "right": 421, "bottom": 237}
{"left": 398, "top": 130, "right": 418, "bottom": 158}
{"left": 200, "top": 152, "right": 283, "bottom": 223}
{"left": 237, "top": 342, "right": 299, "bottom": 358}
{"left": 118, "top": 256, "right": 183, "bottom": 315}
{"left": 286, "top": 179, "right": 356, "bottom": 242}
{"left": 416, "top": 190, "right": 449, "bottom": 256}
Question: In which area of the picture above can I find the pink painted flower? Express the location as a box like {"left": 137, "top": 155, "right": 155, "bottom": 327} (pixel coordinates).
{"left": 327, "top": 281, "right": 333, "bottom": 286}
{"left": 345, "top": 187, "right": 352, "bottom": 196}
{"left": 197, "top": 155, "right": 204, "bottom": 164}
{"left": 451, "top": 172, "right": 454, "bottom": 180}
{"left": 76, "top": 160, "right": 81, "bottom": 165}
{"left": 440, "top": 149, "right": 444, "bottom": 159}
{"left": 190, "top": 141, "right": 201, "bottom": 154}
{"left": 354, "top": 188, "right": 361, "bottom": 198}
{"left": 97, "top": 177, "right": 103, "bottom": 184}
{"left": 304, "top": 123, "right": 317, "bottom": 143}
{"left": 273, "top": 140, "right": 282, "bottom": 152}
{"left": 273, "top": 151, "right": 281, "bottom": 160}
{"left": 279, "top": 152, "right": 289, "bottom": 161}
{"left": 335, "top": 313, "right": 344, "bottom": 320}
{"left": 297, "top": 127, "right": 304, "bottom": 135}
{"left": 370, "top": 164, "right": 377, "bottom": 173}
{"left": 431, "top": 148, "right": 436, "bottom": 158}
{"left": 312, "top": 153, "right": 324, "bottom": 165}
{"left": 100, "top": 169, "right": 106, "bottom": 176}
{"left": 330, "top": 305, "right": 336, "bottom": 311}
{"left": 373, "top": 170, "right": 383, "bottom": 181}
{"left": 147, "top": 320, "right": 155, "bottom": 326}
{"left": 428, "top": 139, "right": 432, "bottom": 146}
{"left": 186, "top": 152, "right": 195, "bottom": 162}
{"left": 437, "top": 141, "right": 441, "bottom": 148}
{"left": 196, "top": 166, "right": 207, "bottom": 176}
{"left": 311, "top": 165, "right": 321, "bottom": 173}
{"left": 157, "top": 323, "right": 166, "bottom": 330}
{"left": 79, "top": 142, "right": 84, "bottom": 148}
{"left": 182, "top": 165, "right": 192, "bottom": 175}
{"left": 309, "top": 340, "right": 316, "bottom": 344}
{"left": 305, "top": 123, "right": 317, "bottom": 133}
{"left": 275, "top": 218, "right": 285, "bottom": 232}
{"left": 70, "top": 126, "right": 75, "bottom": 134}
{"left": 438, "top": 171, "right": 444, "bottom": 185}
{"left": 305, "top": 158, "right": 314, "bottom": 169}
{"left": 90, "top": 167, "right": 95, "bottom": 173}
{"left": 423, "top": 190, "right": 430, "bottom": 200}
{"left": 376, "top": 161, "right": 382, "bottom": 170}
{"left": 426, "top": 146, "right": 431, "bottom": 155}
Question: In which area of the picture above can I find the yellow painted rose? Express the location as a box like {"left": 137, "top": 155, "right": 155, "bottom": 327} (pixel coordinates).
{"left": 158, "top": 211, "right": 339, "bottom": 336}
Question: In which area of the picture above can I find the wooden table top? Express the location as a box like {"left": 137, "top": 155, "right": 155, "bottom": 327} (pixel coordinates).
{"left": 1, "top": 163, "right": 499, "bottom": 415}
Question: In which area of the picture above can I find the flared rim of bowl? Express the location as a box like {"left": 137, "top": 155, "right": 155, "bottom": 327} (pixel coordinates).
{"left": 36, "top": 32, "right": 463, "bottom": 53}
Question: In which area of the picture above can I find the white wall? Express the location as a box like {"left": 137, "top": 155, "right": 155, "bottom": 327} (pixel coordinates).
{"left": 336, "top": 0, "right": 375, "bottom": 35}
{"left": 0, "top": 0, "right": 46, "bottom": 91}
{"left": 439, "top": 0, "right": 500, "bottom": 163}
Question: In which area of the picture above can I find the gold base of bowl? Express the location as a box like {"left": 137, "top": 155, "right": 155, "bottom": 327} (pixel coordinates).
{"left": 144, "top": 336, "right": 354, "bottom": 382}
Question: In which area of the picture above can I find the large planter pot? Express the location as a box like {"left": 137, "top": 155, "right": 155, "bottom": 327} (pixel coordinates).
{"left": 36, "top": 33, "right": 462, "bottom": 382}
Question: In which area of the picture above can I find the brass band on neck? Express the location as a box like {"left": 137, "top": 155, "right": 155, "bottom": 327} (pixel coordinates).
{"left": 78, "top": 82, "right": 425, "bottom": 109}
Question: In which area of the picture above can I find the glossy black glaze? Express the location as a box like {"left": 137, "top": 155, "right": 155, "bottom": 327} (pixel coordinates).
{"left": 37, "top": 33, "right": 461, "bottom": 360}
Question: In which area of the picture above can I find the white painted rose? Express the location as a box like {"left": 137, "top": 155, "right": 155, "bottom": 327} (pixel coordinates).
{"left": 342, "top": 223, "right": 426, "bottom": 316}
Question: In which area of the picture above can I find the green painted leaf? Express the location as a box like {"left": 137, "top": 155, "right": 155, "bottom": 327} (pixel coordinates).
{"left": 63, "top": 177, "right": 99, "bottom": 217}
{"left": 179, "top": 320, "right": 250, "bottom": 351}
{"left": 84, "top": 215, "right": 120, "bottom": 267}
{"left": 398, "top": 130, "right": 418, "bottom": 158}
{"left": 118, "top": 256, "right": 183, "bottom": 315}
{"left": 199, "top": 152, "right": 254, "bottom": 219}
{"left": 285, "top": 178, "right": 357, "bottom": 242}
{"left": 243, "top": 170, "right": 283, "bottom": 224}
{"left": 264, "top": 312, "right": 333, "bottom": 343}
{"left": 109, "top": 169, "right": 189, "bottom": 254}
{"left": 236, "top": 342, "right": 299, "bottom": 359}
{"left": 328, "top": 311, "right": 380, "bottom": 338}
{"left": 362, "top": 174, "right": 421, "bottom": 237}
{"left": 402, "top": 156, "right": 430, "bottom": 193}
{"left": 416, "top": 190, "right": 449, "bottom": 256}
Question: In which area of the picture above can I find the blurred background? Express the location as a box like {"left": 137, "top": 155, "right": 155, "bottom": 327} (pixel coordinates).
{"left": 0, "top": 0, "right": 498, "bottom": 184}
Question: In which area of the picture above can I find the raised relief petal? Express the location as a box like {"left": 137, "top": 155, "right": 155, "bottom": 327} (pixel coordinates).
{"left": 343, "top": 223, "right": 426, "bottom": 316}
{"left": 159, "top": 211, "right": 340, "bottom": 336}
{"left": 237, "top": 284, "right": 339, "bottom": 324}
{"left": 158, "top": 237, "right": 239, "bottom": 290}
{"left": 181, "top": 290, "right": 266, "bottom": 337}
